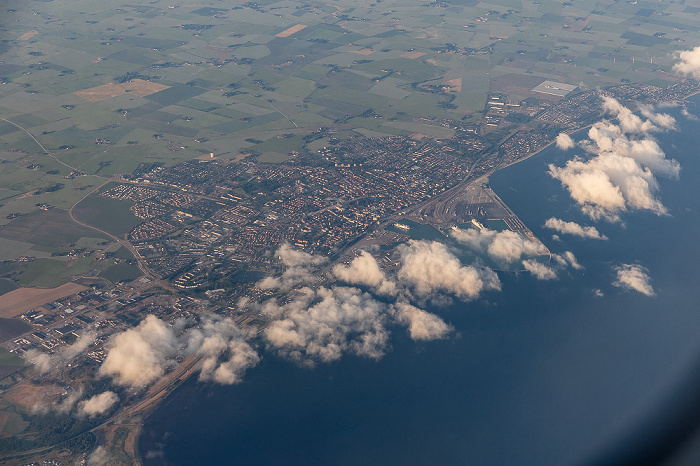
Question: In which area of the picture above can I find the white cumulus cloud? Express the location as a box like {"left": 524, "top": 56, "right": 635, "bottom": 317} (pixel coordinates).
{"left": 209, "top": 339, "right": 260, "bottom": 385}
{"left": 449, "top": 228, "right": 574, "bottom": 280}
{"left": 601, "top": 96, "right": 674, "bottom": 133}
{"left": 31, "top": 387, "right": 84, "bottom": 415}
{"left": 258, "top": 243, "right": 327, "bottom": 291}
{"left": 544, "top": 217, "right": 607, "bottom": 240}
{"left": 450, "top": 227, "right": 548, "bottom": 264}
{"left": 584, "top": 120, "right": 679, "bottom": 176}
{"left": 78, "top": 391, "right": 119, "bottom": 417}
{"left": 681, "top": 106, "right": 699, "bottom": 121}
{"left": 397, "top": 240, "right": 501, "bottom": 299}
{"left": 24, "top": 330, "right": 97, "bottom": 375}
{"left": 239, "top": 242, "right": 501, "bottom": 366}
{"left": 262, "top": 286, "right": 390, "bottom": 366}
{"left": 674, "top": 45, "right": 700, "bottom": 79}
{"left": 613, "top": 264, "right": 655, "bottom": 296}
{"left": 640, "top": 105, "right": 677, "bottom": 131}
{"left": 186, "top": 316, "right": 260, "bottom": 385}
{"left": 548, "top": 98, "right": 681, "bottom": 222}
{"left": 556, "top": 132, "right": 575, "bottom": 150}
{"left": 333, "top": 250, "right": 397, "bottom": 296}
{"left": 522, "top": 260, "right": 557, "bottom": 280}
{"left": 99, "top": 315, "right": 179, "bottom": 388}
{"left": 99, "top": 314, "right": 258, "bottom": 389}
{"left": 560, "top": 251, "right": 582, "bottom": 270}
{"left": 393, "top": 301, "right": 452, "bottom": 341}
{"left": 549, "top": 250, "right": 582, "bottom": 271}
{"left": 96, "top": 239, "right": 509, "bottom": 384}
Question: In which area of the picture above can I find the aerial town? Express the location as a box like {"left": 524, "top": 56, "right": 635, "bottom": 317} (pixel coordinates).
{"left": 2, "top": 0, "right": 700, "bottom": 461}
{"left": 3, "top": 76, "right": 698, "bottom": 372}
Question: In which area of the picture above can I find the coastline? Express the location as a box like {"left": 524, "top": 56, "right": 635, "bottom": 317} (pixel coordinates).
{"left": 97, "top": 356, "right": 204, "bottom": 465}
{"left": 89, "top": 86, "right": 700, "bottom": 464}
{"left": 497, "top": 124, "right": 592, "bottom": 172}
{"left": 131, "top": 98, "right": 673, "bottom": 463}
{"left": 129, "top": 124, "right": 577, "bottom": 465}
{"left": 135, "top": 95, "right": 700, "bottom": 465}
{"left": 0, "top": 0, "right": 699, "bottom": 458}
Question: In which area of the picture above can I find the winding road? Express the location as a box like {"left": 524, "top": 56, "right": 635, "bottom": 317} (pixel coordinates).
{"left": 1, "top": 116, "right": 157, "bottom": 280}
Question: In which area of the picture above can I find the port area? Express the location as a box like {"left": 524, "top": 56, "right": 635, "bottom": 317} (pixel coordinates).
{"left": 348, "top": 174, "right": 550, "bottom": 267}
{"left": 409, "top": 175, "right": 533, "bottom": 236}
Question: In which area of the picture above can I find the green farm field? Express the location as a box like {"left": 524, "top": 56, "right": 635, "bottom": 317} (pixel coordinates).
{"left": 0, "top": 0, "right": 696, "bottom": 291}
{"left": 72, "top": 195, "right": 142, "bottom": 237}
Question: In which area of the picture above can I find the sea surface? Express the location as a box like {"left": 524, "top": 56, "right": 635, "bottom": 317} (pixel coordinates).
{"left": 140, "top": 97, "right": 700, "bottom": 465}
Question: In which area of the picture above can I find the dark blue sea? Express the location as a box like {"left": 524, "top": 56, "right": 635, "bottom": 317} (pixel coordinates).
{"left": 140, "top": 97, "right": 700, "bottom": 465}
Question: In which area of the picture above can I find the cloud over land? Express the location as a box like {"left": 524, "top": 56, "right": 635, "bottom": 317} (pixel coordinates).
{"left": 674, "top": 45, "right": 700, "bottom": 79}
{"left": 78, "top": 391, "right": 119, "bottom": 417}
{"left": 99, "top": 314, "right": 259, "bottom": 389}
{"left": 255, "top": 241, "right": 498, "bottom": 365}
{"left": 99, "top": 315, "right": 178, "bottom": 388}
{"left": 333, "top": 250, "right": 397, "bottom": 296}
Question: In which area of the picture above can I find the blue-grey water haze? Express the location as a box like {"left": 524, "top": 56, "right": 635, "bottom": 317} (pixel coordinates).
{"left": 140, "top": 96, "right": 700, "bottom": 465}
